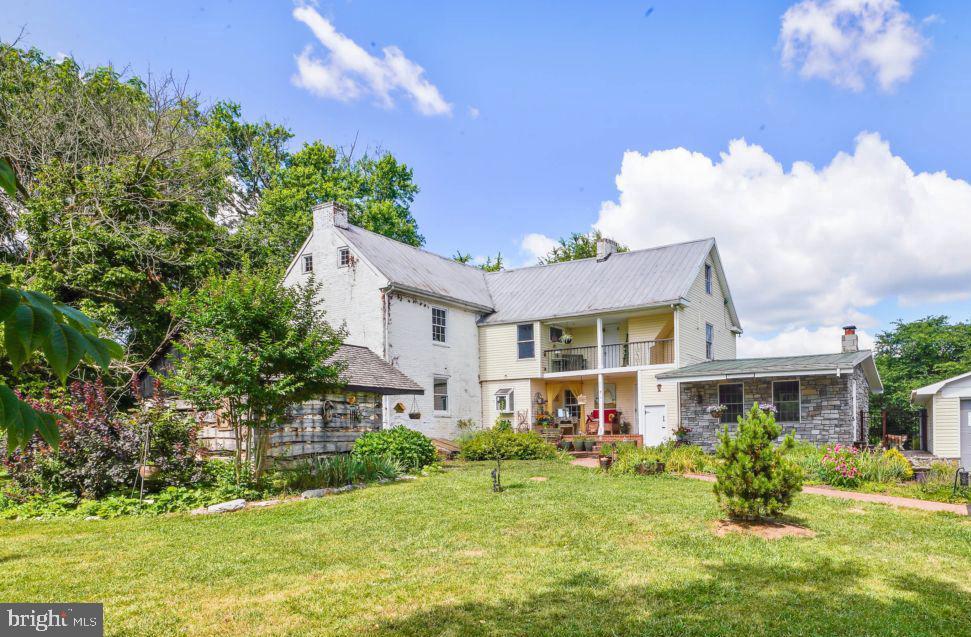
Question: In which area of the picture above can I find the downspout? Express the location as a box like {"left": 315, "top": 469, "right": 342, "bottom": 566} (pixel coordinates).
{"left": 382, "top": 289, "right": 391, "bottom": 428}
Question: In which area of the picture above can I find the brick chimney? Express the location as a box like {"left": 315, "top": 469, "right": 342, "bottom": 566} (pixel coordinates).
{"left": 841, "top": 325, "right": 858, "bottom": 353}
{"left": 596, "top": 237, "right": 618, "bottom": 261}
{"left": 312, "top": 202, "right": 349, "bottom": 231}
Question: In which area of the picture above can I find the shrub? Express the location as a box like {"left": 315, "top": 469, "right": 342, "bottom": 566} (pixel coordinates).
{"left": 1, "top": 381, "right": 141, "bottom": 498}
{"left": 714, "top": 403, "right": 802, "bottom": 520}
{"left": 818, "top": 443, "right": 863, "bottom": 487}
{"left": 272, "top": 454, "right": 402, "bottom": 491}
{"left": 352, "top": 426, "right": 436, "bottom": 471}
{"left": 665, "top": 444, "right": 713, "bottom": 474}
{"left": 611, "top": 444, "right": 665, "bottom": 475}
{"left": 494, "top": 418, "right": 513, "bottom": 432}
{"left": 459, "top": 430, "right": 558, "bottom": 461}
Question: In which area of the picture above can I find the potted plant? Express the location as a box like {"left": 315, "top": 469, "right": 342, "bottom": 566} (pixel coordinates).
{"left": 598, "top": 443, "right": 614, "bottom": 469}
{"left": 619, "top": 420, "right": 631, "bottom": 435}
{"left": 571, "top": 435, "right": 586, "bottom": 452}
{"left": 673, "top": 425, "right": 692, "bottom": 444}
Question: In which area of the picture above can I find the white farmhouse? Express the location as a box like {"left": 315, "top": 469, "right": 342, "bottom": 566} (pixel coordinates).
{"left": 285, "top": 202, "right": 881, "bottom": 448}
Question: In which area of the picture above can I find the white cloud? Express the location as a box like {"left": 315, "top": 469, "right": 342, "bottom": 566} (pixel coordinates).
{"left": 780, "top": 0, "right": 927, "bottom": 91}
{"left": 594, "top": 132, "right": 971, "bottom": 345}
{"left": 468, "top": 106, "right": 480, "bottom": 119}
{"left": 520, "top": 233, "right": 558, "bottom": 264}
{"left": 291, "top": 5, "right": 451, "bottom": 116}
{"left": 738, "top": 326, "right": 874, "bottom": 358}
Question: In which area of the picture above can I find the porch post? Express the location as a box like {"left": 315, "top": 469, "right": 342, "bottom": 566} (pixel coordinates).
{"left": 597, "top": 317, "right": 605, "bottom": 436}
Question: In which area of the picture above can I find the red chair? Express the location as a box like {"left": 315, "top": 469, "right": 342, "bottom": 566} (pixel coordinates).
{"left": 585, "top": 409, "right": 618, "bottom": 434}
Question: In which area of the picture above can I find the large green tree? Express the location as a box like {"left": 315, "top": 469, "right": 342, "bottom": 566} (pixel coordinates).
{"left": 234, "top": 142, "right": 422, "bottom": 270}
{"left": 165, "top": 269, "right": 344, "bottom": 479}
{"left": 871, "top": 316, "right": 971, "bottom": 438}
{"left": 0, "top": 46, "right": 231, "bottom": 361}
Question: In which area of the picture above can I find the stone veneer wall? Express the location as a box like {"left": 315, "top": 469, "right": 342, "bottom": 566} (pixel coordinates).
{"left": 197, "top": 390, "right": 384, "bottom": 460}
{"left": 678, "top": 368, "right": 869, "bottom": 451}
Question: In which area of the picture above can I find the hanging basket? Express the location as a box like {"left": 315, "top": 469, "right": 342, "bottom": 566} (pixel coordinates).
{"left": 407, "top": 396, "right": 421, "bottom": 420}
{"left": 138, "top": 463, "right": 159, "bottom": 480}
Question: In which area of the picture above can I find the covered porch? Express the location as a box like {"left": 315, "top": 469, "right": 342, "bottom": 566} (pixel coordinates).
{"left": 532, "top": 371, "right": 641, "bottom": 442}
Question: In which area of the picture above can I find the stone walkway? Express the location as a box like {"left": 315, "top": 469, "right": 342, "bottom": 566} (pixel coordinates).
{"left": 683, "top": 473, "right": 970, "bottom": 516}
{"left": 568, "top": 458, "right": 969, "bottom": 515}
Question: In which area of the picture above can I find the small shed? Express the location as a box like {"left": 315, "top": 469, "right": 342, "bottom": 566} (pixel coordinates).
{"left": 911, "top": 371, "right": 971, "bottom": 464}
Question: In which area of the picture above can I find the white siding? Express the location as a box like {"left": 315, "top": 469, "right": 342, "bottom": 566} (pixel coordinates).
{"left": 677, "top": 253, "right": 737, "bottom": 365}
{"left": 479, "top": 322, "right": 542, "bottom": 381}
{"left": 481, "top": 378, "right": 539, "bottom": 430}
{"left": 385, "top": 293, "right": 483, "bottom": 439}
{"left": 931, "top": 394, "right": 961, "bottom": 458}
{"left": 638, "top": 367, "right": 679, "bottom": 435}
{"left": 282, "top": 229, "right": 388, "bottom": 353}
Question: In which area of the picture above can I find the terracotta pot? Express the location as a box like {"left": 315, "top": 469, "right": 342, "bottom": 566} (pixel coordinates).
{"left": 138, "top": 464, "right": 159, "bottom": 480}
{"left": 598, "top": 456, "right": 612, "bottom": 470}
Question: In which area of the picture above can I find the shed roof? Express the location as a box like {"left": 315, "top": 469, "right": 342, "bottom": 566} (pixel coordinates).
{"left": 910, "top": 370, "right": 971, "bottom": 403}
{"left": 326, "top": 344, "right": 424, "bottom": 395}
{"left": 656, "top": 350, "right": 883, "bottom": 392}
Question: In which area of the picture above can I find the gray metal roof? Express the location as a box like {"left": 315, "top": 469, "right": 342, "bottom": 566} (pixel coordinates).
{"left": 337, "top": 225, "right": 494, "bottom": 310}
{"left": 657, "top": 350, "right": 883, "bottom": 391}
{"left": 479, "top": 238, "right": 715, "bottom": 324}
{"left": 326, "top": 344, "right": 424, "bottom": 395}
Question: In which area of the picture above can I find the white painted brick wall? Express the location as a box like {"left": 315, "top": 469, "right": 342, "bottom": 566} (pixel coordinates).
{"left": 384, "top": 293, "right": 483, "bottom": 439}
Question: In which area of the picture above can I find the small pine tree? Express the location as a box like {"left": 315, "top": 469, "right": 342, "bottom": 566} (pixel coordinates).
{"left": 714, "top": 403, "right": 803, "bottom": 520}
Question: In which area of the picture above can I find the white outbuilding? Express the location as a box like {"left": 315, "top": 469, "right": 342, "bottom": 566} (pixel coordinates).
{"left": 911, "top": 371, "right": 971, "bottom": 466}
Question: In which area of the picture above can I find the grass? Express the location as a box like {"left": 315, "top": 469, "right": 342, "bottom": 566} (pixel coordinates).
{"left": 2, "top": 460, "right": 969, "bottom": 636}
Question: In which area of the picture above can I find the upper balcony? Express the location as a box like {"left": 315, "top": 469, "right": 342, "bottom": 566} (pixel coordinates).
{"left": 540, "top": 310, "right": 675, "bottom": 376}
{"left": 543, "top": 339, "right": 673, "bottom": 373}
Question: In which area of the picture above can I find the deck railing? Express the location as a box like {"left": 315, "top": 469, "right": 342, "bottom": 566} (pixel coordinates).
{"left": 543, "top": 338, "right": 673, "bottom": 373}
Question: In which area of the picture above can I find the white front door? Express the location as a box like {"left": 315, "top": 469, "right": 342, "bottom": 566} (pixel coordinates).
{"left": 602, "top": 322, "right": 622, "bottom": 368}
{"left": 641, "top": 404, "right": 667, "bottom": 446}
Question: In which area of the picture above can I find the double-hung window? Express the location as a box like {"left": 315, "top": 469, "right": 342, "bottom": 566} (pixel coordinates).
{"left": 705, "top": 323, "right": 714, "bottom": 360}
{"left": 773, "top": 380, "right": 801, "bottom": 422}
{"left": 517, "top": 324, "right": 535, "bottom": 359}
{"left": 718, "top": 383, "right": 744, "bottom": 424}
{"left": 302, "top": 254, "right": 313, "bottom": 274}
{"left": 433, "top": 377, "right": 448, "bottom": 412}
{"left": 432, "top": 307, "right": 447, "bottom": 343}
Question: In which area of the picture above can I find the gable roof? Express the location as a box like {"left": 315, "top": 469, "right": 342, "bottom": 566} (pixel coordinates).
{"left": 326, "top": 344, "right": 424, "bottom": 395}
{"left": 334, "top": 224, "right": 740, "bottom": 329}
{"left": 910, "top": 370, "right": 971, "bottom": 402}
{"left": 480, "top": 238, "right": 735, "bottom": 326}
{"left": 656, "top": 350, "right": 883, "bottom": 392}
{"left": 337, "top": 225, "right": 494, "bottom": 310}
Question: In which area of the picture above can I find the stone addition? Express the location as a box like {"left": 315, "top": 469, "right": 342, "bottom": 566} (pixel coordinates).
{"left": 678, "top": 368, "right": 869, "bottom": 451}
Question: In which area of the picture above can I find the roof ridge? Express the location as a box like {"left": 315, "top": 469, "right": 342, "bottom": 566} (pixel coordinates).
{"left": 486, "top": 237, "right": 715, "bottom": 276}
{"left": 341, "top": 224, "right": 489, "bottom": 274}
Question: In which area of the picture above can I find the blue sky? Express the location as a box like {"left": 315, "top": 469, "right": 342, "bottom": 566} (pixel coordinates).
{"left": 4, "top": 1, "right": 971, "bottom": 355}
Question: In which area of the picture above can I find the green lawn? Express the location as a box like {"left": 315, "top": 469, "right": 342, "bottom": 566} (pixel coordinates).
{"left": 2, "top": 461, "right": 969, "bottom": 636}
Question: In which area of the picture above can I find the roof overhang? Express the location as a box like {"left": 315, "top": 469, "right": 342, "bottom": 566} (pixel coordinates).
{"left": 344, "top": 383, "right": 423, "bottom": 396}
{"left": 384, "top": 284, "right": 495, "bottom": 314}
{"left": 659, "top": 356, "right": 883, "bottom": 394}
{"left": 910, "top": 370, "right": 971, "bottom": 403}
{"left": 477, "top": 299, "right": 684, "bottom": 327}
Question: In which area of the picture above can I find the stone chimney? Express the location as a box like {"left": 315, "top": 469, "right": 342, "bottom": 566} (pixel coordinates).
{"left": 596, "top": 237, "right": 619, "bottom": 261}
{"left": 841, "top": 325, "right": 859, "bottom": 353}
{"left": 312, "top": 201, "right": 349, "bottom": 231}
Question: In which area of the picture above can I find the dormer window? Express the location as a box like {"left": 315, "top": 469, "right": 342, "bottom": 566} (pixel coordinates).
{"left": 338, "top": 247, "right": 350, "bottom": 267}
{"left": 302, "top": 254, "right": 313, "bottom": 274}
